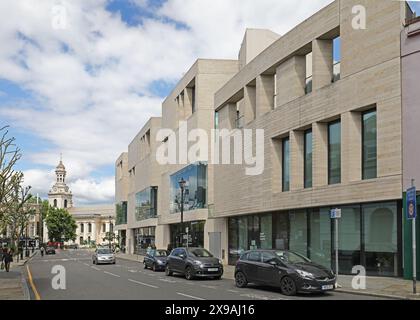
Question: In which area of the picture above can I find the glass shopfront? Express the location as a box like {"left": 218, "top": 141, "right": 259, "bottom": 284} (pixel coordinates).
{"left": 170, "top": 163, "right": 207, "bottom": 214}
{"left": 133, "top": 227, "right": 156, "bottom": 255}
{"left": 170, "top": 220, "right": 205, "bottom": 248}
{"left": 228, "top": 201, "right": 402, "bottom": 277}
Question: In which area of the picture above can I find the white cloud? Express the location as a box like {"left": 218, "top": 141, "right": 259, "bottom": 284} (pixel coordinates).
{"left": 0, "top": 0, "right": 333, "bottom": 204}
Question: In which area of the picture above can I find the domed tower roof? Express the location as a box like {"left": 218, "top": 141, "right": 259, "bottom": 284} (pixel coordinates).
{"left": 56, "top": 160, "right": 66, "bottom": 171}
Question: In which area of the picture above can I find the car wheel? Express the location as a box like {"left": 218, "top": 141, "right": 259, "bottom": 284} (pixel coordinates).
{"left": 143, "top": 262, "right": 148, "bottom": 269}
{"left": 280, "top": 276, "right": 297, "bottom": 296}
{"left": 165, "top": 265, "right": 173, "bottom": 276}
{"left": 152, "top": 263, "right": 157, "bottom": 272}
{"left": 93, "top": 259, "right": 96, "bottom": 265}
{"left": 113, "top": 261, "right": 116, "bottom": 265}
{"left": 235, "top": 272, "right": 248, "bottom": 288}
{"left": 185, "top": 267, "right": 194, "bottom": 280}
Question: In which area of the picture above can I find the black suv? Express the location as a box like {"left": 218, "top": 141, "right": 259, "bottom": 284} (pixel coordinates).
{"left": 235, "top": 249, "right": 336, "bottom": 296}
{"left": 165, "top": 247, "right": 223, "bottom": 280}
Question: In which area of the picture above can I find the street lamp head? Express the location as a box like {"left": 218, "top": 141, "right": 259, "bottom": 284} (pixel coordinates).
{"left": 178, "top": 177, "right": 186, "bottom": 190}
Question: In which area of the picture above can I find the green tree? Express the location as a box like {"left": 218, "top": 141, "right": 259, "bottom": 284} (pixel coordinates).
{"left": 45, "top": 207, "right": 77, "bottom": 242}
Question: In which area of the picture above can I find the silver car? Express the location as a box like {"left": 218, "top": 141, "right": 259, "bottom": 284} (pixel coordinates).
{"left": 92, "top": 248, "right": 116, "bottom": 265}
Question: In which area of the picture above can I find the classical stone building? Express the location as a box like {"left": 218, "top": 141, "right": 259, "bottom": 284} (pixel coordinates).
{"left": 46, "top": 159, "right": 116, "bottom": 247}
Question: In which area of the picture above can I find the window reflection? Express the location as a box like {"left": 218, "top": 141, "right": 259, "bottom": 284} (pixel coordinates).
{"left": 170, "top": 163, "right": 207, "bottom": 214}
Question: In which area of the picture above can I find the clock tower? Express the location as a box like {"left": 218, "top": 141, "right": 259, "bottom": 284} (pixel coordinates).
{"left": 48, "top": 157, "right": 73, "bottom": 209}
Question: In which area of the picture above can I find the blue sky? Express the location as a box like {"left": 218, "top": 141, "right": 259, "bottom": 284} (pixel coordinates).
{"left": 3, "top": 0, "right": 409, "bottom": 205}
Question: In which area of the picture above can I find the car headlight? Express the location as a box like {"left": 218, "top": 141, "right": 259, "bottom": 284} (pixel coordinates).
{"left": 218, "top": 259, "right": 223, "bottom": 265}
{"left": 296, "top": 269, "right": 315, "bottom": 279}
{"left": 193, "top": 260, "right": 203, "bottom": 266}
{"left": 157, "top": 260, "right": 164, "bottom": 264}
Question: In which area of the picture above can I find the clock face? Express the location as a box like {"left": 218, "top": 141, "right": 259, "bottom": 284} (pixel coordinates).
{"left": 65, "top": 187, "right": 69, "bottom": 192}
{"left": 53, "top": 187, "right": 57, "bottom": 192}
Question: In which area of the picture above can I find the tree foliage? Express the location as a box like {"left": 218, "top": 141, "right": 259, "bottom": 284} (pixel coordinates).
{"left": 45, "top": 207, "right": 77, "bottom": 242}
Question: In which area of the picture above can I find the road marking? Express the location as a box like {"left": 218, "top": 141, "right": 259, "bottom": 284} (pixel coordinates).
{"left": 91, "top": 266, "right": 101, "bottom": 271}
{"left": 83, "top": 263, "right": 90, "bottom": 266}
{"left": 104, "top": 271, "right": 120, "bottom": 278}
{"left": 128, "top": 270, "right": 137, "bottom": 273}
{"left": 227, "top": 289, "right": 239, "bottom": 293}
{"left": 176, "top": 292, "right": 205, "bottom": 300}
{"left": 26, "top": 265, "right": 41, "bottom": 301}
{"left": 128, "top": 279, "right": 159, "bottom": 289}
{"left": 157, "top": 278, "right": 178, "bottom": 283}
{"left": 200, "top": 284, "right": 217, "bottom": 289}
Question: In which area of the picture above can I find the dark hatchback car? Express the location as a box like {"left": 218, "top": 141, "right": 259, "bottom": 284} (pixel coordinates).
{"left": 165, "top": 247, "right": 223, "bottom": 280}
{"left": 143, "top": 249, "right": 168, "bottom": 271}
{"left": 235, "top": 250, "right": 336, "bottom": 296}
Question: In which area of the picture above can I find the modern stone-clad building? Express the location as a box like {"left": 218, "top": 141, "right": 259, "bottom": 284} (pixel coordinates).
{"left": 116, "top": 0, "right": 420, "bottom": 278}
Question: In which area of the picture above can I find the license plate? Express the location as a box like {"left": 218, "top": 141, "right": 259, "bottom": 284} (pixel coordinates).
{"left": 322, "top": 285, "right": 334, "bottom": 290}
{"left": 208, "top": 268, "right": 218, "bottom": 272}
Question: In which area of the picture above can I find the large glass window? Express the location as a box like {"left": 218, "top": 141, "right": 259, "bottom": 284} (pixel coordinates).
{"left": 282, "top": 138, "right": 290, "bottom": 192}
{"left": 309, "top": 208, "right": 331, "bottom": 268}
{"left": 273, "top": 212, "right": 289, "bottom": 250}
{"left": 363, "top": 202, "right": 398, "bottom": 276}
{"left": 135, "top": 187, "right": 158, "bottom": 221}
{"left": 362, "top": 109, "right": 377, "bottom": 180}
{"left": 304, "top": 129, "right": 313, "bottom": 188}
{"left": 334, "top": 205, "right": 361, "bottom": 274}
{"left": 289, "top": 210, "right": 308, "bottom": 257}
{"left": 116, "top": 201, "right": 128, "bottom": 225}
{"left": 170, "top": 221, "right": 205, "bottom": 248}
{"left": 328, "top": 121, "right": 341, "bottom": 184}
{"left": 170, "top": 162, "right": 207, "bottom": 214}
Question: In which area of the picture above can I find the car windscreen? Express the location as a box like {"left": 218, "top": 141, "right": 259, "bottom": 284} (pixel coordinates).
{"left": 275, "top": 251, "right": 310, "bottom": 264}
{"left": 188, "top": 248, "right": 213, "bottom": 257}
{"left": 97, "top": 249, "right": 112, "bottom": 254}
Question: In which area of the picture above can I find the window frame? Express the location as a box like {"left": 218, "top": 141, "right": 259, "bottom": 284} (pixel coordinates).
{"left": 328, "top": 120, "right": 341, "bottom": 185}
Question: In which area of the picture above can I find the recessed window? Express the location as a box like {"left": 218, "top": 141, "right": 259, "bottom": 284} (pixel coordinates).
{"left": 282, "top": 137, "right": 290, "bottom": 192}
{"left": 305, "top": 52, "right": 313, "bottom": 94}
{"left": 332, "top": 37, "right": 341, "bottom": 82}
{"left": 191, "top": 86, "right": 196, "bottom": 114}
{"left": 304, "top": 129, "right": 313, "bottom": 188}
{"left": 54, "top": 199, "right": 57, "bottom": 208}
{"left": 362, "top": 109, "right": 377, "bottom": 180}
{"left": 328, "top": 120, "right": 341, "bottom": 184}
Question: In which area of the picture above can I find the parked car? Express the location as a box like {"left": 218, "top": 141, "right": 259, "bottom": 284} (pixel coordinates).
{"left": 143, "top": 249, "right": 168, "bottom": 271}
{"left": 165, "top": 247, "right": 223, "bottom": 280}
{"left": 45, "top": 246, "right": 56, "bottom": 255}
{"left": 92, "top": 248, "right": 116, "bottom": 265}
{"left": 234, "top": 249, "right": 336, "bottom": 296}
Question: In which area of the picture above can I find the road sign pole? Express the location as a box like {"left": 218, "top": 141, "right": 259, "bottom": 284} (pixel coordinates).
{"left": 412, "top": 179, "right": 417, "bottom": 295}
{"left": 335, "top": 218, "right": 339, "bottom": 279}
{"left": 413, "top": 216, "right": 416, "bottom": 294}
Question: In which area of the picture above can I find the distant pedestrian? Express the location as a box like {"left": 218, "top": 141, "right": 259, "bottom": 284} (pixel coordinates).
{"left": 166, "top": 243, "right": 173, "bottom": 256}
{"left": 40, "top": 246, "right": 45, "bottom": 257}
{"left": 2, "top": 248, "right": 13, "bottom": 272}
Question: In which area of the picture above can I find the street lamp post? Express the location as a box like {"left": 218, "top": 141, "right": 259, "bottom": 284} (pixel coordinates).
{"left": 178, "top": 178, "right": 186, "bottom": 247}
{"left": 108, "top": 216, "right": 112, "bottom": 250}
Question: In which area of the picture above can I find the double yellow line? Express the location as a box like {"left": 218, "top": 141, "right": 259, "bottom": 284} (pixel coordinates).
{"left": 26, "top": 264, "right": 41, "bottom": 300}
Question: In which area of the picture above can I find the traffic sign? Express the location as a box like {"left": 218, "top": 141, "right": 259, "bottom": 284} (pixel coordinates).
{"left": 407, "top": 187, "right": 417, "bottom": 220}
{"left": 330, "top": 208, "right": 342, "bottom": 219}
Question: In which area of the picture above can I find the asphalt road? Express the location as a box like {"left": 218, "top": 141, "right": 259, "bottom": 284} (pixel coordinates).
{"left": 26, "top": 249, "right": 388, "bottom": 300}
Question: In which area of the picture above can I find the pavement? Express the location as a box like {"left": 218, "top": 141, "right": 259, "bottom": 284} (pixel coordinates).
{"left": 0, "top": 251, "right": 35, "bottom": 300}
{"left": 22, "top": 249, "right": 390, "bottom": 300}
{"left": 116, "top": 252, "right": 420, "bottom": 300}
